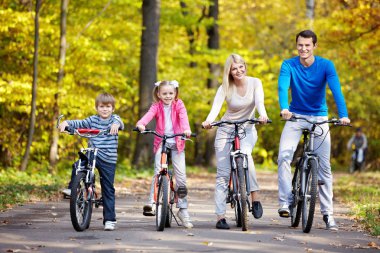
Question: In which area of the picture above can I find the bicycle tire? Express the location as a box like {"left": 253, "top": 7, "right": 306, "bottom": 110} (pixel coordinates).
{"left": 70, "top": 172, "right": 93, "bottom": 232}
{"left": 236, "top": 157, "right": 248, "bottom": 231}
{"left": 302, "top": 159, "right": 318, "bottom": 233}
{"left": 156, "top": 176, "right": 169, "bottom": 231}
{"left": 165, "top": 186, "right": 174, "bottom": 228}
{"left": 290, "top": 165, "right": 302, "bottom": 227}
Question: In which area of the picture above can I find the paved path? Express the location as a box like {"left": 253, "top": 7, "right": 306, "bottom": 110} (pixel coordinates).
{"left": 0, "top": 171, "right": 379, "bottom": 253}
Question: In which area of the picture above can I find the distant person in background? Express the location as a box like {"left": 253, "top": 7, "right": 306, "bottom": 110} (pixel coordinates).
{"left": 347, "top": 127, "right": 367, "bottom": 173}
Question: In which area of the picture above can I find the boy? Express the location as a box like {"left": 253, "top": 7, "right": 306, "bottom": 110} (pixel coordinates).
{"left": 58, "top": 93, "right": 124, "bottom": 231}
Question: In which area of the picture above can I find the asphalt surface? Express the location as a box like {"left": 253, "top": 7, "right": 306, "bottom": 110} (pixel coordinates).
{"left": 0, "top": 171, "right": 379, "bottom": 253}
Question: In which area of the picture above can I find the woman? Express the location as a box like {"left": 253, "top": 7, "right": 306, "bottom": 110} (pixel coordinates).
{"left": 202, "top": 53, "right": 269, "bottom": 229}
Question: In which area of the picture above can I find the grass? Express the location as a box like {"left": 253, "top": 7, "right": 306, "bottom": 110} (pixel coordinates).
{"left": 334, "top": 171, "right": 380, "bottom": 236}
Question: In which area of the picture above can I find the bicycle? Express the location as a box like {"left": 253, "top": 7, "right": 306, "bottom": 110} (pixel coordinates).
{"left": 349, "top": 145, "right": 365, "bottom": 173}
{"left": 57, "top": 115, "right": 107, "bottom": 232}
{"left": 284, "top": 115, "right": 350, "bottom": 233}
{"left": 133, "top": 128, "right": 196, "bottom": 231}
{"left": 205, "top": 118, "right": 271, "bottom": 231}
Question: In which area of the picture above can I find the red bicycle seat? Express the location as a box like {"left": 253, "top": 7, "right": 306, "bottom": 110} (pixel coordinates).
{"left": 77, "top": 129, "right": 100, "bottom": 134}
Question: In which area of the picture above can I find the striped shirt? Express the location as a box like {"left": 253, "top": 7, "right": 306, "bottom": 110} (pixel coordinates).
{"left": 67, "top": 114, "right": 124, "bottom": 164}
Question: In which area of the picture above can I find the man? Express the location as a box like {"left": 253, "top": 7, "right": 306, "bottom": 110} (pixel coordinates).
{"left": 277, "top": 30, "right": 350, "bottom": 231}
{"left": 347, "top": 127, "right": 367, "bottom": 172}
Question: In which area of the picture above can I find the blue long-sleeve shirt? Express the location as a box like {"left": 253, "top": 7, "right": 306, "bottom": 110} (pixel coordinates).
{"left": 67, "top": 114, "right": 124, "bottom": 164}
{"left": 278, "top": 56, "right": 348, "bottom": 118}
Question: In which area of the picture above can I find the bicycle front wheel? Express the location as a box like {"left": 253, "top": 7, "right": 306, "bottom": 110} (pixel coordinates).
{"left": 290, "top": 165, "right": 302, "bottom": 228}
{"left": 302, "top": 159, "right": 318, "bottom": 233}
{"left": 165, "top": 184, "right": 174, "bottom": 228}
{"left": 236, "top": 157, "right": 248, "bottom": 231}
{"left": 156, "top": 176, "right": 169, "bottom": 231}
{"left": 70, "top": 172, "right": 93, "bottom": 232}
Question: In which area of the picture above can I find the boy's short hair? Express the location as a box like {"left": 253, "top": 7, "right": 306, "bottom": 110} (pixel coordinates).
{"left": 95, "top": 93, "right": 116, "bottom": 108}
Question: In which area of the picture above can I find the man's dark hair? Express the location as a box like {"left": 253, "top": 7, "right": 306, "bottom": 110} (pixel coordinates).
{"left": 296, "top": 30, "right": 317, "bottom": 45}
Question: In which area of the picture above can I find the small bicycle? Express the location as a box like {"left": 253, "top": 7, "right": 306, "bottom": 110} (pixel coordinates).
{"left": 206, "top": 118, "right": 271, "bottom": 231}
{"left": 284, "top": 115, "right": 350, "bottom": 233}
{"left": 57, "top": 115, "right": 107, "bottom": 232}
{"left": 133, "top": 128, "right": 196, "bottom": 231}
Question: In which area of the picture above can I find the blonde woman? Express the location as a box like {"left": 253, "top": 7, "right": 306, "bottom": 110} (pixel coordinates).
{"left": 202, "top": 53, "right": 269, "bottom": 229}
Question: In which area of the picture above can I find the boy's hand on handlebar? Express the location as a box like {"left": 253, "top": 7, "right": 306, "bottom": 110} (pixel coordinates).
{"left": 110, "top": 123, "right": 120, "bottom": 135}
{"left": 280, "top": 109, "right": 292, "bottom": 120}
{"left": 339, "top": 117, "right": 351, "bottom": 125}
{"left": 136, "top": 124, "right": 145, "bottom": 132}
{"left": 184, "top": 130, "right": 192, "bottom": 138}
{"left": 58, "top": 121, "right": 69, "bottom": 132}
{"left": 202, "top": 121, "right": 212, "bottom": 129}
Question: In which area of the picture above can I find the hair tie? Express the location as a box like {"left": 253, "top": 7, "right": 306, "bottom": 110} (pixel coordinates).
{"left": 170, "top": 80, "right": 179, "bottom": 88}
{"left": 154, "top": 81, "right": 161, "bottom": 86}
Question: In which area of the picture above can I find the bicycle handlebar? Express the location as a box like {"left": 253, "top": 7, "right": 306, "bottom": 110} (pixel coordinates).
{"left": 205, "top": 118, "right": 272, "bottom": 128}
{"left": 132, "top": 127, "right": 196, "bottom": 139}
{"left": 281, "top": 114, "right": 352, "bottom": 127}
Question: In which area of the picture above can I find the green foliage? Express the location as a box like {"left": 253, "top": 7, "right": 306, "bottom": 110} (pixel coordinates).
{"left": 0, "top": 0, "right": 379, "bottom": 173}
{"left": 335, "top": 172, "right": 380, "bottom": 236}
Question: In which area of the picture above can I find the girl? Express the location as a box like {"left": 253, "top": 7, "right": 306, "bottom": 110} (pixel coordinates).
{"left": 202, "top": 53, "right": 269, "bottom": 229}
{"left": 136, "top": 80, "right": 193, "bottom": 229}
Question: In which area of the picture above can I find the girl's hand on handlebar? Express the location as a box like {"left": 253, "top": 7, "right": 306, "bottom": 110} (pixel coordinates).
{"left": 184, "top": 129, "right": 192, "bottom": 138}
{"left": 280, "top": 109, "right": 293, "bottom": 120}
{"left": 339, "top": 117, "right": 351, "bottom": 125}
{"left": 202, "top": 121, "right": 212, "bottom": 129}
{"left": 58, "top": 121, "right": 69, "bottom": 132}
{"left": 136, "top": 124, "right": 145, "bottom": 132}
{"left": 110, "top": 123, "right": 120, "bottom": 135}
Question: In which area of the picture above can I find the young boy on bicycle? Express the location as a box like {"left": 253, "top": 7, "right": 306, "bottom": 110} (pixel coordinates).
{"left": 58, "top": 93, "right": 124, "bottom": 231}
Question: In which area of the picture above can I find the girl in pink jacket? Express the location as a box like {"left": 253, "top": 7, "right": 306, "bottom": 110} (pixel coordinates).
{"left": 136, "top": 80, "right": 193, "bottom": 228}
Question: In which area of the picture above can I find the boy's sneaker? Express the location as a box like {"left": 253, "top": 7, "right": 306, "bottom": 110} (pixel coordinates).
{"left": 177, "top": 209, "right": 193, "bottom": 228}
{"left": 143, "top": 204, "right": 155, "bottom": 216}
{"left": 62, "top": 189, "right": 71, "bottom": 196}
{"left": 278, "top": 204, "right": 290, "bottom": 218}
{"left": 323, "top": 215, "right": 339, "bottom": 231}
{"left": 104, "top": 221, "right": 116, "bottom": 231}
{"left": 216, "top": 218, "right": 230, "bottom": 229}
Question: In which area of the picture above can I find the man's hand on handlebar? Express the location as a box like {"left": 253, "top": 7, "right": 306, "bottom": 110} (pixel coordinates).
{"left": 339, "top": 117, "right": 351, "bottom": 125}
{"left": 280, "top": 109, "right": 293, "bottom": 120}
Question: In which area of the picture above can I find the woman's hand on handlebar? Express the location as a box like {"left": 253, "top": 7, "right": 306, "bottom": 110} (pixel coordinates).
{"left": 258, "top": 115, "right": 269, "bottom": 124}
{"left": 280, "top": 109, "right": 293, "bottom": 120}
{"left": 202, "top": 121, "right": 212, "bottom": 129}
{"left": 58, "top": 121, "right": 69, "bottom": 132}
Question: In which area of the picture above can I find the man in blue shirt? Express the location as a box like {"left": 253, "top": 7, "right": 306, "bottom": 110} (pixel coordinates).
{"left": 277, "top": 30, "right": 350, "bottom": 231}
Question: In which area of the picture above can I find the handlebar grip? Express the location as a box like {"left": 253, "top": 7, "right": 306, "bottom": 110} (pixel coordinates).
{"left": 191, "top": 133, "right": 197, "bottom": 137}
{"left": 65, "top": 126, "right": 74, "bottom": 134}
{"left": 132, "top": 127, "right": 139, "bottom": 132}
{"left": 267, "top": 119, "right": 272, "bottom": 123}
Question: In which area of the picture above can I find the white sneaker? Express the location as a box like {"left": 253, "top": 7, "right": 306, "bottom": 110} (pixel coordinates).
{"left": 323, "top": 215, "right": 338, "bottom": 231}
{"left": 62, "top": 189, "right": 71, "bottom": 196}
{"left": 177, "top": 209, "right": 193, "bottom": 229}
{"left": 278, "top": 204, "right": 290, "bottom": 218}
{"left": 104, "top": 221, "right": 116, "bottom": 231}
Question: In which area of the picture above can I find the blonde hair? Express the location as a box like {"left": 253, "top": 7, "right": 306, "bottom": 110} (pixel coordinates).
{"left": 222, "top": 53, "right": 247, "bottom": 99}
{"left": 152, "top": 80, "right": 179, "bottom": 102}
{"left": 95, "top": 93, "right": 116, "bottom": 109}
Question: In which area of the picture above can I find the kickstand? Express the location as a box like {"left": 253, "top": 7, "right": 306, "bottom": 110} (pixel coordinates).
{"left": 170, "top": 206, "right": 182, "bottom": 226}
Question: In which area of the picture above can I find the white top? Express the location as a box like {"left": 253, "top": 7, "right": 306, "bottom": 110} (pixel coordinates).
{"left": 164, "top": 104, "right": 175, "bottom": 143}
{"left": 205, "top": 77, "right": 268, "bottom": 123}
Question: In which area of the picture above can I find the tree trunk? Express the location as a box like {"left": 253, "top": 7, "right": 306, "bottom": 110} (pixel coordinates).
{"left": 306, "top": 0, "right": 315, "bottom": 28}
{"left": 132, "top": 0, "right": 160, "bottom": 168}
{"left": 49, "top": 0, "right": 69, "bottom": 173}
{"left": 21, "top": 0, "right": 41, "bottom": 171}
{"left": 204, "top": 0, "right": 220, "bottom": 167}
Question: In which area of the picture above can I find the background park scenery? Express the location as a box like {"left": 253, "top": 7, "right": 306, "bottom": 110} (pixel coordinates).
{"left": 0, "top": 0, "right": 379, "bottom": 235}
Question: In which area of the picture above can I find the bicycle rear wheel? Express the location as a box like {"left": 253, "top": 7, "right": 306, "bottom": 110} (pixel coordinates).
{"left": 302, "top": 159, "right": 318, "bottom": 233}
{"left": 70, "top": 172, "right": 93, "bottom": 232}
{"left": 236, "top": 157, "right": 248, "bottom": 231}
{"left": 290, "top": 165, "right": 302, "bottom": 227}
{"left": 156, "top": 176, "right": 169, "bottom": 231}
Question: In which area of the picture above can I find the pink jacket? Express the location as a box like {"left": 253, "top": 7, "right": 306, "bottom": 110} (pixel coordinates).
{"left": 137, "top": 99, "right": 191, "bottom": 154}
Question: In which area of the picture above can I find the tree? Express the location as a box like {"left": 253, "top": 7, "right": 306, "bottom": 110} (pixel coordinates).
{"left": 20, "top": 0, "right": 41, "bottom": 171}
{"left": 204, "top": 0, "right": 220, "bottom": 166}
{"left": 133, "top": 0, "right": 161, "bottom": 167}
{"left": 49, "top": 0, "right": 69, "bottom": 172}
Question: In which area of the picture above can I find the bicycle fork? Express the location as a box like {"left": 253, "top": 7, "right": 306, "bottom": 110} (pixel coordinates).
{"left": 229, "top": 152, "right": 250, "bottom": 208}
{"left": 300, "top": 154, "right": 319, "bottom": 201}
